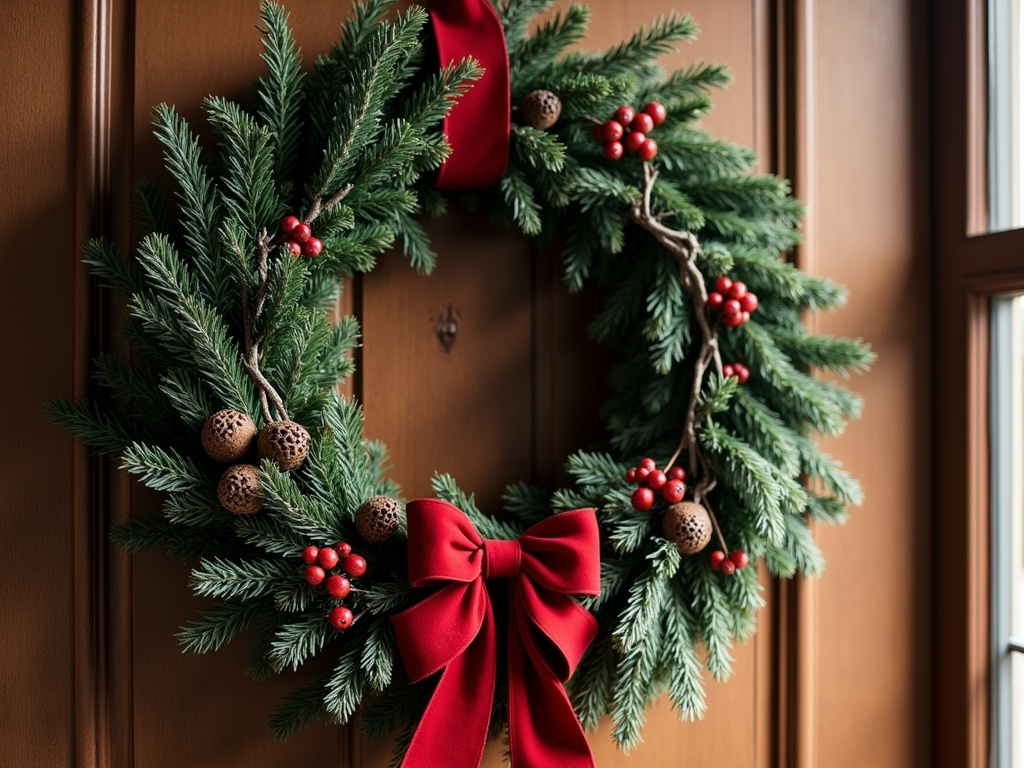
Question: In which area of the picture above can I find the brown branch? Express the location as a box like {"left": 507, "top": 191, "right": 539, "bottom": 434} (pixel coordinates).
{"left": 305, "top": 183, "right": 354, "bottom": 227}
{"left": 238, "top": 228, "right": 289, "bottom": 424}
{"left": 629, "top": 162, "right": 728, "bottom": 553}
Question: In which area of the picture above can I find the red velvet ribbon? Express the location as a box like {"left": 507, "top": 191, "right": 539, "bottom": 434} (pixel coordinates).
{"left": 428, "top": 0, "right": 511, "bottom": 188}
{"left": 390, "top": 499, "right": 601, "bottom": 768}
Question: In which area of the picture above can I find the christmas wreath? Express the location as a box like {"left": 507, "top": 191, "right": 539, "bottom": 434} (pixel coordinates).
{"left": 53, "top": 0, "right": 873, "bottom": 765}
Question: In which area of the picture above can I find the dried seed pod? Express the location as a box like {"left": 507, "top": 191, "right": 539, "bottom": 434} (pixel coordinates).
{"left": 661, "top": 501, "right": 713, "bottom": 554}
{"left": 201, "top": 409, "right": 257, "bottom": 463}
{"left": 520, "top": 90, "right": 562, "bottom": 131}
{"left": 355, "top": 496, "right": 402, "bottom": 543}
{"left": 217, "top": 464, "right": 263, "bottom": 515}
{"left": 257, "top": 420, "right": 310, "bottom": 471}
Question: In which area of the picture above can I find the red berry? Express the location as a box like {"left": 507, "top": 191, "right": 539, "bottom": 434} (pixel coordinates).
{"left": 707, "top": 291, "right": 724, "bottom": 309}
{"left": 334, "top": 541, "right": 352, "bottom": 558}
{"left": 283, "top": 239, "right": 302, "bottom": 256}
{"left": 329, "top": 605, "right": 354, "bottom": 630}
{"left": 305, "top": 565, "right": 326, "bottom": 585}
{"left": 343, "top": 554, "right": 367, "bottom": 578}
{"left": 604, "top": 141, "right": 624, "bottom": 160}
{"left": 302, "top": 237, "right": 323, "bottom": 258}
{"left": 631, "top": 112, "right": 654, "bottom": 134}
{"left": 643, "top": 102, "right": 668, "bottom": 125}
{"left": 301, "top": 546, "right": 319, "bottom": 565}
{"left": 723, "top": 364, "right": 736, "bottom": 378}
{"left": 730, "top": 550, "right": 749, "bottom": 569}
{"left": 318, "top": 547, "right": 339, "bottom": 570}
{"left": 281, "top": 215, "right": 301, "bottom": 233}
{"left": 602, "top": 120, "right": 624, "bottom": 142}
{"left": 668, "top": 466, "right": 686, "bottom": 481}
{"left": 646, "top": 470, "right": 667, "bottom": 490}
{"left": 639, "top": 457, "right": 657, "bottom": 471}
{"left": 736, "top": 365, "right": 750, "bottom": 384}
{"left": 625, "top": 467, "right": 637, "bottom": 483}
{"left": 325, "top": 574, "right": 351, "bottom": 598}
{"left": 636, "top": 138, "right": 658, "bottom": 161}
{"left": 722, "top": 299, "right": 742, "bottom": 317}
{"left": 631, "top": 486, "right": 656, "bottom": 511}
{"left": 292, "top": 223, "right": 311, "bottom": 243}
{"left": 614, "top": 105, "right": 636, "bottom": 125}
{"left": 714, "top": 276, "right": 733, "bottom": 294}
{"left": 661, "top": 479, "right": 685, "bottom": 503}
{"left": 635, "top": 467, "right": 651, "bottom": 483}
{"left": 719, "top": 560, "right": 737, "bottom": 576}
{"left": 727, "top": 281, "right": 748, "bottom": 300}
{"left": 709, "top": 550, "right": 727, "bottom": 570}
{"left": 624, "top": 131, "right": 647, "bottom": 153}
{"left": 741, "top": 312, "right": 751, "bottom": 324}
{"left": 723, "top": 313, "right": 744, "bottom": 328}
{"left": 739, "top": 292, "right": 759, "bottom": 313}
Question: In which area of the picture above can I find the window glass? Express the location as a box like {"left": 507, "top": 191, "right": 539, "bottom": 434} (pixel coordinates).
{"left": 988, "top": 0, "right": 1024, "bottom": 231}
{"left": 990, "top": 295, "right": 1024, "bottom": 767}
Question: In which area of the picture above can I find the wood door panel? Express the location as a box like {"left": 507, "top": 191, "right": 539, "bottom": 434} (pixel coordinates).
{"left": 809, "top": 0, "right": 932, "bottom": 765}
{"left": 360, "top": 211, "right": 536, "bottom": 511}
{"left": 0, "top": 1, "right": 77, "bottom": 766}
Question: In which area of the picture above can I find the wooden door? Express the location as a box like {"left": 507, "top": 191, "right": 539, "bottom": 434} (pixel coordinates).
{"left": 0, "top": 0, "right": 932, "bottom": 766}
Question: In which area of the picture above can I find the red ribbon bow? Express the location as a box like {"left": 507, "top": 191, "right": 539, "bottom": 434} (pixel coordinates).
{"left": 390, "top": 498, "right": 601, "bottom": 768}
{"left": 428, "top": 0, "right": 511, "bottom": 188}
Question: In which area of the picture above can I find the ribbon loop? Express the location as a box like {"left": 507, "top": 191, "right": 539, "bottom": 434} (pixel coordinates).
{"left": 483, "top": 537, "right": 521, "bottom": 579}
{"left": 428, "top": 0, "right": 511, "bottom": 188}
{"left": 391, "top": 499, "right": 601, "bottom": 768}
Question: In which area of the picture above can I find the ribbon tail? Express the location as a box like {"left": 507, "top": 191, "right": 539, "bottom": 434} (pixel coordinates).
{"left": 507, "top": 600, "right": 595, "bottom": 768}
{"left": 401, "top": 598, "right": 497, "bottom": 768}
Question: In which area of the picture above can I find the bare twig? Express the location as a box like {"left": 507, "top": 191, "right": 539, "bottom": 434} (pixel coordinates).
{"left": 629, "top": 162, "right": 728, "bottom": 552}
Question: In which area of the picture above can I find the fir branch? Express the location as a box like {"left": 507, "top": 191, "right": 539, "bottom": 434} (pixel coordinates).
{"left": 190, "top": 556, "right": 295, "bottom": 602}
{"left": 255, "top": 0, "right": 305, "bottom": 184}
{"left": 269, "top": 613, "right": 331, "bottom": 671}
{"left": 178, "top": 600, "right": 266, "bottom": 654}
{"left": 269, "top": 673, "right": 331, "bottom": 740}
{"left": 48, "top": 397, "right": 138, "bottom": 458}
{"left": 120, "top": 442, "right": 209, "bottom": 494}
{"left": 323, "top": 641, "right": 367, "bottom": 721}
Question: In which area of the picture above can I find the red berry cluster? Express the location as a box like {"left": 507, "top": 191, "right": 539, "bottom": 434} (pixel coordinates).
{"left": 279, "top": 215, "right": 323, "bottom": 258}
{"left": 594, "top": 102, "right": 667, "bottom": 162}
{"left": 625, "top": 457, "right": 687, "bottom": 510}
{"left": 707, "top": 276, "right": 759, "bottom": 328}
{"left": 709, "top": 548, "right": 749, "bottom": 576}
{"left": 722, "top": 362, "right": 750, "bottom": 384}
{"left": 302, "top": 541, "right": 366, "bottom": 630}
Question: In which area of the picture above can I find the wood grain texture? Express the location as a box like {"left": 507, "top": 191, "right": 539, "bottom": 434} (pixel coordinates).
{"left": 0, "top": 1, "right": 76, "bottom": 766}
{"left": 810, "top": 1, "right": 932, "bottom": 766}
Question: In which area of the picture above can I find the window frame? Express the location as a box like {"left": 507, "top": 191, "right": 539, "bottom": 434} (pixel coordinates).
{"left": 933, "top": 2, "right": 1024, "bottom": 767}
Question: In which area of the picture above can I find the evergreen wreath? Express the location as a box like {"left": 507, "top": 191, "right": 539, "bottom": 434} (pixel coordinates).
{"left": 53, "top": 0, "right": 873, "bottom": 759}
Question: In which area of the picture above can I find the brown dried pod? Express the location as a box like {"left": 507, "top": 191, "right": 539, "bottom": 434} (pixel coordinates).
{"left": 201, "top": 409, "right": 257, "bottom": 463}
{"left": 217, "top": 464, "right": 263, "bottom": 515}
{"left": 355, "top": 496, "right": 402, "bottom": 543}
{"left": 520, "top": 89, "right": 562, "bottom": 131}
{"left": 661, "top": 501, "right": 713, "bottom": 555}
{"left": 257, "top": 420, "right": 310, "bottom": 471}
